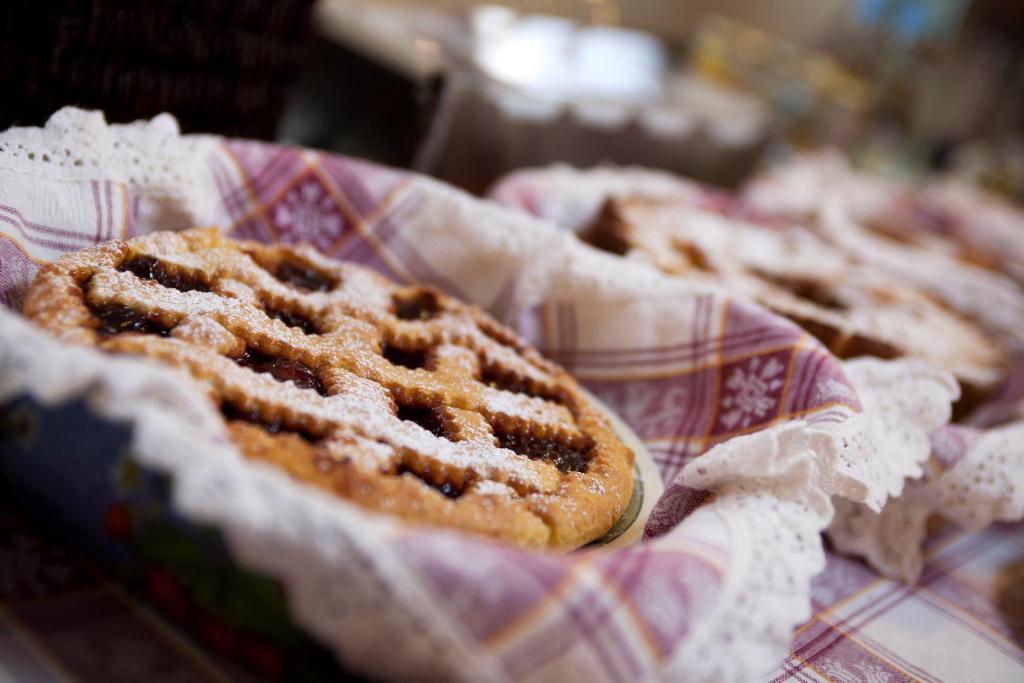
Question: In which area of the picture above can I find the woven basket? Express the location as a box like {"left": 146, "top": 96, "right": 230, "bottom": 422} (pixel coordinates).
{"left": 1, "top": 0, "right": 314, "bottom": 139}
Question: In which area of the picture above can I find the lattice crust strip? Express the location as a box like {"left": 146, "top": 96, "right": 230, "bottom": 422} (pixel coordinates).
{"left": 23, "top": 228, "right": 634, "bottom": 549}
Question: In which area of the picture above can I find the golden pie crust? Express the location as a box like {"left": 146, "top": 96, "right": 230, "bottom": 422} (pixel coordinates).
{"left": 23, "top": 228, "right": 634, "bottom": 550}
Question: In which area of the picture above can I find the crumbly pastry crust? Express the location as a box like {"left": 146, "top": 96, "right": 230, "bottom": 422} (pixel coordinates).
{"left": 586, "top": 197, "right": 1007, "bottom": 410}
{"left": 22, "top": 227, "right": 634, "bottom": 549}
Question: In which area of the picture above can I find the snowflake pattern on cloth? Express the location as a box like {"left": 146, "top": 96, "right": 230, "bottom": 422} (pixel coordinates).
{"left": 818, "top": 659, "right": 894, "bottom": 683}
{"left": 269, "top": 175, "right": 348, "bottom": 251}
{"left": 719, "top": 355, "right": 787, "bottom": 430}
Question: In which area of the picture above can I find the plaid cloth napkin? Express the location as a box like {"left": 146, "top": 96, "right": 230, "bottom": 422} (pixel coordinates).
{"left": 0, "top": 109, "right": 978, "bottom": 682}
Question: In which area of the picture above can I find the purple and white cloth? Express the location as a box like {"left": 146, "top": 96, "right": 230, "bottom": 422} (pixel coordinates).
{"left": 0, "top": 110, "right": 1010, "bottom": 681}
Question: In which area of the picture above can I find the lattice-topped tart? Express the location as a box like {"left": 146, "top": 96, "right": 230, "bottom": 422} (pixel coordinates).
{"left": 586, "top": 197, "right": 1007, "bottom": 409}
{"left": 23, "top": 228, "right": 634, "bottom": 549}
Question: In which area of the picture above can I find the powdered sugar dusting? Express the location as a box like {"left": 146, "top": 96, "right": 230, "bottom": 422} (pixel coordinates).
{"left": 27, "top": 227, "right": 630, "bottom": 548}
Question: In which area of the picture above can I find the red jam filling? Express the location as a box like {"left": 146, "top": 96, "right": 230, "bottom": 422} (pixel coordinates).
{"left": 220, "top": 402, "right": 319, "bottom": 442}
{"left": 234, "top": 348, "right": 327, "bottom": 396}
{"left": 382, "top": 343, "right": 429, "bottom": 370}
{"left": 396, "top": 403, "right": 448, "bottom": 439}
{"left": 264, "top": 304, "right": 319, "bottom": 335}
{"left": 495, "top": 430, "right": 590, "bottom": 473}
{"left": 273, "top": 262, "right": 337, "bottom": 292}
{"left": 91, "top": 303, "right": 172, "bottom": 337}
{"left": 119, "top": 255, "right": 209, "bottom": 292}
{"left": 393, "top": 290, "right": 439, "bottom": 321}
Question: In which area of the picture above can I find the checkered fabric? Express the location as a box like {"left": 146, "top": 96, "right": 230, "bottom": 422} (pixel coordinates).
{"left": 775, "top": 522, "right": 1024, "bottom": 682}
{"left": 0, "top": 110, "right": 996, "bottom": 681}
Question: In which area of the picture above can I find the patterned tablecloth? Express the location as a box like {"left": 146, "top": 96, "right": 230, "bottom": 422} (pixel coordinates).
{"left": 1, "top": 495, "right": 1020, "bottom": 682}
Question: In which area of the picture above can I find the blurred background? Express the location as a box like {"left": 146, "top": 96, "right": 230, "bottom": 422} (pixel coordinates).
{"left": 2, "top": 0, "right": 1022, "bottom": 197}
